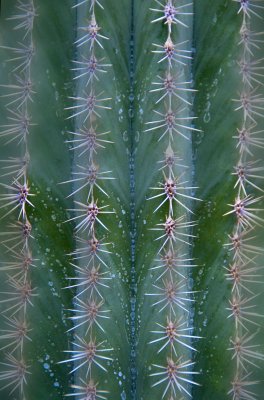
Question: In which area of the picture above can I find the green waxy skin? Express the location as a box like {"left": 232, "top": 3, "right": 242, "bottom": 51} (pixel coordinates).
{"left": 0, "top": 1, "right": 264, "bottom": 399}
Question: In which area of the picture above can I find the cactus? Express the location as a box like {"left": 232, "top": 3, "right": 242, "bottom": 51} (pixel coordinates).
{"left": 0, "top": 0, "right": 264, "bottom": 399}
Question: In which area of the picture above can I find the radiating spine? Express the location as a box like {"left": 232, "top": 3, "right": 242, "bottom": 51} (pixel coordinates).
{"left": 61, "top": 0, "right": 115, "bottom": 397}
{"left": 0, "top": 1, "right": 37, "bottom": 398}
{"left": 225, "top": 2, "right": 264, "bottom": 398}
{"left": 146, "top": 1, "right": 200, "bottom": 398}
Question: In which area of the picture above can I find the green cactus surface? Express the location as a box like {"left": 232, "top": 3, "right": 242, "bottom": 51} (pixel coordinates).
{"left": 0, "top": 1, "right": 264, "bottom": 399}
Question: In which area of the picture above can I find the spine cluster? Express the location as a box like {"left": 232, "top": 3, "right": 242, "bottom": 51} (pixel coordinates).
{"left": 0, "top": 1, "right": 36, "bottom": 397}
{"left": 61, "top": 0, "right": 114, "bottom": 397}
{"left": 146, "top": 1, "right": 200, "bottom": 398}
{"left": 225, "top": 1, "right": 264, "bottom": 398}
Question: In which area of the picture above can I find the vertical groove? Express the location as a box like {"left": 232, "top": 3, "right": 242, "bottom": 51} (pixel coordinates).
{"left": 128, "top": 0, "right": 137, "bottom": 397}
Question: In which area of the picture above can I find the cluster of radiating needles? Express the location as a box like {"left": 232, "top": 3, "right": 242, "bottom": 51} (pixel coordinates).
{"left": 60, "top": 0, "right": 115, "bottom": 398}
{"left": 224, "top": 1, "right": 264, "bottom": 399}
{"left": 0, "top": 1, "right": 37, "bottom": 397}
{"left": 145, "top": 1, "right": 201, "bottom": 398}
